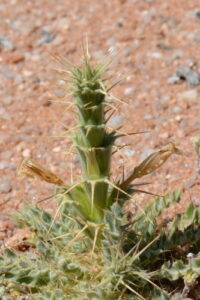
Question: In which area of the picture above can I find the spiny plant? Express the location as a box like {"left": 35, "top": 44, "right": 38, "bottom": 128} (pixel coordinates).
{"left": 1, "top": 51, "right": 200, "bottom": 300}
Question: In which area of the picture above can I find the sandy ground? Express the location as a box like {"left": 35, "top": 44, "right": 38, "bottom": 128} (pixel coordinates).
{"left": 0, "top": 0, "right": 200, "bottom": 243}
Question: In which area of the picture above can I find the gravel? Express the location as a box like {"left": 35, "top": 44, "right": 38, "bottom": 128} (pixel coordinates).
{"left": 3, "top": 68, "right": 15, "bottom": 79}
{"left": 0, "top": 36, "right": 14, "bottom": 50}
{"left": 124, "top": 87, "right": 134, "bottom": 95}
{"left": 179, "top": 89, "right": 198, "bottom": 101}
{"left": 37, "top": 31, "right": 56, "bottom": 45}
{"left": 172, "top": 106, "right": 182, "bottom": 113}
{"left": 168, "top": 74, "right": 180, "bottom": 84}
{"left": 0, "top": 161, "right": 10, "bottom": 170}
{"left": 0, "top": 179, "right": 12, "bottom": 193}
{"left": 108, "top": 115, "right": 125, "bottom": 127}
{"left": 194, "top": 8, "right": 200, "bottom": 19}
{"left": 176, "top": 66, "right": 200, "bottom": 87}
{"left": 0, "top": 0, "right": 199, "bottom": 236}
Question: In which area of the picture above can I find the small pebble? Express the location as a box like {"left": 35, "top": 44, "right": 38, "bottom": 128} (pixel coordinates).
{"left": 0, "top": 36, "right": 14, "bottom": 50}
{"left": 194, "top": 8, "right": 200, "bottom": 19}
{"left": 23, "top": 70, "right": 33, "bottom": 77}
{"left": 124, "top": 87, "right": 134, "bottom": 95}
{"left": 173, "top": 106, "right": 182, "bottom": 113}
{"left": 179, "top": 89, "right": 198, "bottom": 101}
{"left": 22, "top": 149, "right": 31, "bottom": 157}
{"left": 172, "top": 49, "right": 184, "bottom": 60}
{"left": 52, "top": 146, "right": 61, "bottom": 152}
{"left": 159, "top": 132, "right": 169, "bottom": 139}
{"left": 167, "top": 74, "right": 180, "bottom": 84}
{"left": 157, "top": 43, "right": 174, "bottom": 50}
{"left": 0, "top": 161, "right": 10, "bottom": 170}
{"left": 0, "top": 180, "right": 12, "bottom": 193}
{"left": 176, "top": 66, "right": 200, "bottom": 87}
{"left": 175, "top": 115, "right": 182, "bottom": 122}
{"left": 143, "top": 114, "right": 153, "bottom": 120}
{"left": 194, "top": 36, "right": 200, "bottom": 44}
{"left": 37, "top": 31, "right": 56, "bottom": 45}
{"left": 11, "top": 53, "right": 25, "bottom": 64}
{"left": 148, "top": 52, "right": 162, "bottom": 58}
{"left": 3, "top": 68, "right": 15, "bottom": 79}
{"left": 108, "top": 115, "right": 125, "bottom": 127}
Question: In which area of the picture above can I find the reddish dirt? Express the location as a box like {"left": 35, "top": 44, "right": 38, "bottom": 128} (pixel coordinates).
{"left": 0, "top": 0, "right": 200, "bottom": 244}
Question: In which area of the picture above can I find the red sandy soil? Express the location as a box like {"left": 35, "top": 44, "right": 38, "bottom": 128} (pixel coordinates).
{"left": 0, "top": 0, "right": 200, "bottom": 245}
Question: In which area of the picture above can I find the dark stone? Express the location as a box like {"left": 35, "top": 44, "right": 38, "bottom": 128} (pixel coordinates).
{"left": 32, "top": 77, "right": 41, "bottom": 84}
{"left": 194, "top": 9, "right": 200, "bottom": 19}
{"left": 157, "top": 43, "right": 174, "bottom": 50}
{"left": 117, "top": 22, "right": 123, "bottom": 28}
{"left": 37, "top": 31, "right": 56, "bottom": 45}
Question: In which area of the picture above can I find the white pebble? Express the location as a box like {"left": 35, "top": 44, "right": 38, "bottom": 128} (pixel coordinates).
{"left": 175, "top": 115, "right": 182, "bottom": 122}
{"left": 124, "top": 87, "right": 134, "bottom": 95}
{"left": 22, "top": 149, "right": 31, "bottom": 157}
{"left": 52, "top": 146, "right": 61, "bottom": 152}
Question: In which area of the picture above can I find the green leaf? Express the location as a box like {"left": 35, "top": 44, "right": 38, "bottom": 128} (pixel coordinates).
{"left": 32, "top": 270, "right": 50, "bottom": 287}
{"left": 4, "top": 248, "right": 17, "bottom": 258}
